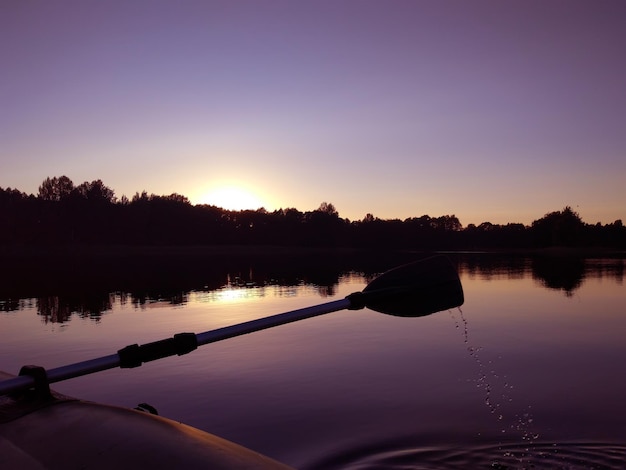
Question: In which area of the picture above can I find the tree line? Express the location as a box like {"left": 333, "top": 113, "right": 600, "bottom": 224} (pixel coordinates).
{"left": 0, "top": 176, "right": 624, "bottom": 250}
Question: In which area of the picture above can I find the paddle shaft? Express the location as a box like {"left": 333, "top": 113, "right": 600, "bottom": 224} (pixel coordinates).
{"left": 0, "top": 298, "right": 351, "bottom": 396}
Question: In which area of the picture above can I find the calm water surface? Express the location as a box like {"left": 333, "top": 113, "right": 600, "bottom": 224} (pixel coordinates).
{"left": 1, "top": 255, "right": 625, "bottom": 469}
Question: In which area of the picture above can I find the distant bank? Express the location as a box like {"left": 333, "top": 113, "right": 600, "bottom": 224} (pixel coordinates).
{"left": 1, "top": 243, "right": 624, "bottom": 259}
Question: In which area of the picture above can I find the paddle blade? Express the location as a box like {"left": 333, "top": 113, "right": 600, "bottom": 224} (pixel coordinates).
{"left": 361, "top": 255, "right": 464, "bottom": 317}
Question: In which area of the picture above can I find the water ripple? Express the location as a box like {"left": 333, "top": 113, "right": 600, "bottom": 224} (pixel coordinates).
{"left": 304, "top": 441, "right": 626, "bottom": 469}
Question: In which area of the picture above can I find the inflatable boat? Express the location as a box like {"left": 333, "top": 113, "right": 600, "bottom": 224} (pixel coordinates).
{"left": 0, "top": 369, "right": 292, "bottom": 469}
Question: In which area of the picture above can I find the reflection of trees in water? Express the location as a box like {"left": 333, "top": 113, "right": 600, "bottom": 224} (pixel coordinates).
{"left": 587, "top": 258, "right": 625, "bottom": 284}
{"left": 128, "top": 290, "right": 190, "bottom": 308}
{"left": 531, "top": 257, "right": 585, "bottom": 297}
{"left": 455, "top": 255, "right": 531, "bottom": 280}
{"left": 22, "top": 262, "right": 352, "bottom": 322}
{"left": 456, "top": 254, "right": 624, "bottom": 297}
{"left": 0, "top": 298, "right": 35, "bottom": 312}
{"left": 530, "top": 257, "right": 624, "bottom": 296}
{"left": 37, "top": 294, "right": 115, "bottom": 323}
{"left": 37, "top": 296, "right": 73, "bottom": 323}
{"left": 2, "top": 254, "right": 624, "bottom": 322}
{"left": 32, "top": 275, "right": 341, "bottom": 322}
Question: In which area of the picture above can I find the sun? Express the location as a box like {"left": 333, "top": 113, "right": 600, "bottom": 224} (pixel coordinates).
{"left": 197, "top": 185, "right": 265, "bottom": 211}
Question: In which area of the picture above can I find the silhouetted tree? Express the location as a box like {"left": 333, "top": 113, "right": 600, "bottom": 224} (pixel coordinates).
{"left": 531, "top": 206, "right": 585, "bottom": 247}
{"left": 131, "top": 191, "right": 150, "bottom": 203}
{"left": 317, "top": 202, "right": 338, "bottom": 216}
{"left": 38, "top": 176, "right": 75, "bottom": 201}
{"left": 74, "top": 179, "right": 116, "bottom": 203}
{"left": 303, "top": 202, "right": 346, "bottom": 246}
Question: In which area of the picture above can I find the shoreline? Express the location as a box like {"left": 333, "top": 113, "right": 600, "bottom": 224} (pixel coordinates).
{"left": 0, "top": 244, "right": 363, "bottom": 258}
{"left": 1, "top": 244, "right": 624, "bottom": 259}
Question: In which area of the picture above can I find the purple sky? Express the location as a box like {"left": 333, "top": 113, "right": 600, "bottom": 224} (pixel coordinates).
{"left": 2, "top": 1, "right": 625, "bottom": 226}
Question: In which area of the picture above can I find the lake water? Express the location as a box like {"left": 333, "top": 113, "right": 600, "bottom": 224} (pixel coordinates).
{"left": 1, "top": 253, "right": 625, "bottom": 469}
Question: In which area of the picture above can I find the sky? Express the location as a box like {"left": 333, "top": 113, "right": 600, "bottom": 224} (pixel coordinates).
{"left": 1, "top": 1, "right": 625, "bottom": 227}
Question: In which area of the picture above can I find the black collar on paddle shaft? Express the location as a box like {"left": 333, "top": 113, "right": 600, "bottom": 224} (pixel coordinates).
{"left": 117, "top": 333, "right": 198, "bottom": 368}
{"left": 0, "top": 255, "right": 463, "bottom": 397}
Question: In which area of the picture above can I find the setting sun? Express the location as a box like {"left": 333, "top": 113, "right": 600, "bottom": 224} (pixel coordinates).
{"left": 197, "top": 185, "right": 265, "bottom": 211}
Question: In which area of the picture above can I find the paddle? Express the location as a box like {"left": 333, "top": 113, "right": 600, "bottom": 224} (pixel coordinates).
{"left": 0, "top": 255, "right": 463, "bottom": 396}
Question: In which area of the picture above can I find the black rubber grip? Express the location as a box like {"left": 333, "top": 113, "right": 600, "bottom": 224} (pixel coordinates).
{"left": 118, "top": 332, "right": 198, "bottom": 368}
